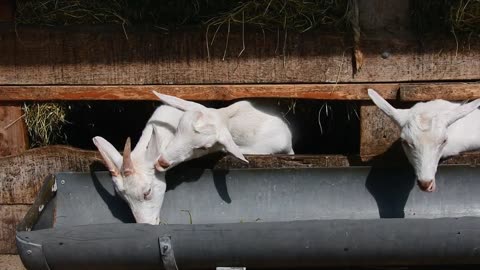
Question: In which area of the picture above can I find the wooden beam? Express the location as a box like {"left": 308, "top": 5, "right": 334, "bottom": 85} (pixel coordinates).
{"left": 0, "top": 205, "right": 29, "bottom": 254}
{"left": 0, "top": 82, "right": 477, "bottom": 102}
{"left": 0, "top": 145, "right": 359, "bottom": 204}
{"left": 0, "top": 103, "right": 28, "bottom": 156}
{"left": 0, "top": 146, "right": 100, "bottom": 204}
{"left": 0, "top": 84, "right": 400, "bottom": 101}
{"left": 1, "top": 25, "right": 479, "bottom": 85}
{"left": 0, "top": 255, "right": 25, "bottom": 269}
{"left": 400, "top": 83, "right": 480, "bottom": 101}
{"left": 360, "top": 104, "right": 401, "bottom": 160}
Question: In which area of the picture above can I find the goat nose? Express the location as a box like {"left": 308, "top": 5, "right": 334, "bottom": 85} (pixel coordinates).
{"left": 417, "top": 179, "right": 435, "bottom": 192}
{"left": 155, "top": 156, "right": 170, "bottom": 171}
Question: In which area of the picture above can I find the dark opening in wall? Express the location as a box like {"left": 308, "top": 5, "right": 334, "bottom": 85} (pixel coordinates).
{"left": 25, "top": 99, "right": 360, "bottom": 155}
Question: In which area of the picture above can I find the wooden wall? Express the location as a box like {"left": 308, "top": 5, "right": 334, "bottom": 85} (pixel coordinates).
{"left": 1, "top": 0, "right": 480, "bottom": 268}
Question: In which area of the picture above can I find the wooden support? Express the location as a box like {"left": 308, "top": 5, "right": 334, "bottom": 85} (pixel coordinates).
{"left": 1, "top": 25, "right": 479, "bottom": 85}
{"left": 0, "top": 84, "right": 400, "bottom": 101}
{"left": 360, "top": 104, "right": 400, "bottom": 160}
{"left": 0, "top": 82, "right": 478, "bottom": 101}
{"left": 400, "top": 83, "right": 480, "bottom": 101}
{"left": 0, "top": 103, "right": 28, "bottom": 157}
{"left": 0, "top": 1, "right": 27, "bottom": 158}
{"left": 0, "top": 255, "right": 25, "bottom": 270}
{"left": 0, "top": 205, "right": 29, "bottom": 254}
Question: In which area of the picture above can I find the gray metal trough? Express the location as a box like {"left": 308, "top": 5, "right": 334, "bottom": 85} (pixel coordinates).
{"left": 16, "top": 165, "right": 480, "bottom": 269}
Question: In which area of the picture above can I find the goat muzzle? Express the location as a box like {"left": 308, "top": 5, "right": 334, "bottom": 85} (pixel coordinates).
{"left": 155, "top": 157, "right": 170, "bottom": 171}
{"left": 417, "top": 179, "right": 435, "bottom": 192}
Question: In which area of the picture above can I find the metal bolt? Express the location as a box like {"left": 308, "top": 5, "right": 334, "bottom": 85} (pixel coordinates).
{"left": 26, "top": 250, "right": 32, "bottom": 255}
{"left": 61, "top": 180, "right": 66, "bottom": 185}
{"left": 381, "top": 51, "right": 391, "bottom": 59}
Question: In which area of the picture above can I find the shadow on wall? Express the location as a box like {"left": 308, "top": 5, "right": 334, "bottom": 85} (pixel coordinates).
{"left": 364, "top": 141, "right": 416, "bottom": 218}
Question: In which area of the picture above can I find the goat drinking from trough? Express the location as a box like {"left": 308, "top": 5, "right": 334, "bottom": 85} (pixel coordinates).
{"left": 368, "top": 88, "right": 480, "bottom": 192}
{"left": 93, "top": 105, "right": 183, "bottom": 224}
{"left": 152, "top": 91, "right": 294, "bottom": 171}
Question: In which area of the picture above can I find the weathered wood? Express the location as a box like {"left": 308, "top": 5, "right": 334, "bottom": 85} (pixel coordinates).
{"left": 0, "top": 205, "right": 29, "bottom": 254}
{"left": 360, "top": 104, "right": 400, "bottom": 160}
{"left": 0, "top": 83, "right": 478, "bottom": 101}
{"left": 0, "top": 103, "right": 28, "bottom": 157}
{"left": 0, "top": 255, "right": 25, "bottom": 270}
{"left": 1, "top": 26, "right": 479, "bottom": 85}
{"left": 400, "top": 83, "right": 480, "bottom": 101}
{"left": 0, "top": 146, "right": 101, "bottom": 204}
{"left": 0, "top": 84, "right": 399, "bottom": 101}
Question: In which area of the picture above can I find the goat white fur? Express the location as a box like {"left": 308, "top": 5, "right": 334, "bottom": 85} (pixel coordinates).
{"left": 92, "top": 105, "right": 183, "bottom": 224}
{"left": 152, "top": 91, "right": 294, "bottom": 171}
{"left": 368, "top": 88, "right": 480, "bottom": 192}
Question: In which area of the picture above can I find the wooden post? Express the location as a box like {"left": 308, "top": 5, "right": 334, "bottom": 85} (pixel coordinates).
{"left": 0, "top": 0, "right": 27, "bottom": 157}
{"left": 0, "top": 103, "right": 28, "bottom": 156}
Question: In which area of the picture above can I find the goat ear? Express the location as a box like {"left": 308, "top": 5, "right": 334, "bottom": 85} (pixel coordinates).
{"left": 152, "top": 91, "right": 205, "bottom": 111}
{"left": 446, "top": 98, "right": 480, "bottom": 126}
{"left": 192, "top": 111, "right": 216, "bottom": 135}
{"left": 218, "top": 128, "right": 248, "bottom": 163}
{"left": 145, "top": 126, "right": 162, "bottom": 162}
{"left": 368, "top": 88, "right": 408, "bottom": 127}
{"left": 92, "top": 136, "right": 122, "bottom": 176}
{"left": 122, "top": 137, "right": 135, "bottom": 177}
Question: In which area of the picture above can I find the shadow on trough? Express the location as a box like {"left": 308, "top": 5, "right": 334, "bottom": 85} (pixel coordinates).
{"left": 362, "top": 141, "right": 416, "bottom": 218}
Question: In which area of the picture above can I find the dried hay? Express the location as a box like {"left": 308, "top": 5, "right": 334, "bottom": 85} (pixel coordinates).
{"left": 23, "top": 103, "right": 68, "bottom": 147}
{"left": 16, "top": 0, "right": 350, "bottom": 32}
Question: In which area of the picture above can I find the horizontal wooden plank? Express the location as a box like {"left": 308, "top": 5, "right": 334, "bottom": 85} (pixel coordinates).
{"left": 0, "top": 146, "right": 101, "bottom": 204}
{"left": 1, "top": 25, "right": 479, "bottom": 85}
{"left": 0, "top": 205, "right": 29, "bottom": 254}
{"left": 0, "top": 255, "right": 25, "bottom": 269}
{"left": 1, "top": 82, "right": 478, "bottom": 102}
{"left": 0, "top": 84, "right": 400, "bottom": 101}
{"left": 400, "top": 83, "right": 480, "bottom": 101}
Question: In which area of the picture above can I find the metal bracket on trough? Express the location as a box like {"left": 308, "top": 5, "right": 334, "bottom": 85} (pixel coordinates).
{"left": 159, "top": 236, "right": 179, "bottom": 270}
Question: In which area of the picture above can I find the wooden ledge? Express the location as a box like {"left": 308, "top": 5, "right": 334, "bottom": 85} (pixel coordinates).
{"left": 0, "top": 82, "right": 479, "bottom": 101}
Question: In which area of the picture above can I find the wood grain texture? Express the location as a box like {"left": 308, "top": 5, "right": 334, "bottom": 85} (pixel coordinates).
{"left": 1, "top": 26, "right": 479, "bottom": 85}
{"left": 0, "top": 205, "right": 29, "bottom": 254}
{"left": 0, "top": 84, "right": 400, "bottom": 101}
{"left": 0, "top": 146, "right": 100, "bottom": 204}
{"left": 400, "top": 83, "right": 480, "bottom": 101}
{"left": 0, "top": 255, "right": 25, "bottom": 270}
{"left": 0, "top": 103, "right": 28, "bottom": 157}
{"left": 0, "top": 83, "right": 478, "bottom": 101}
{"left": 360, "top": 104, "right": 401, "bottom": 160}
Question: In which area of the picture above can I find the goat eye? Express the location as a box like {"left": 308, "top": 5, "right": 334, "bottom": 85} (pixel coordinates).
{"left": 143, "top": 188, "right": 152, "bottom": 200}
{"left": 442, "top": 139, "right": 448, "bottom": 145}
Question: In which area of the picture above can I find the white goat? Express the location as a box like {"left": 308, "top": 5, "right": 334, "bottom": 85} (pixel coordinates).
{"left": 92, "top": 105, "right": 183, "bottom": 224}
{"left": 368, "top": 88, "right": 480, "bottom": 192}
{"left": 152, "top": 91, "right": 294, "bottom": 171}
